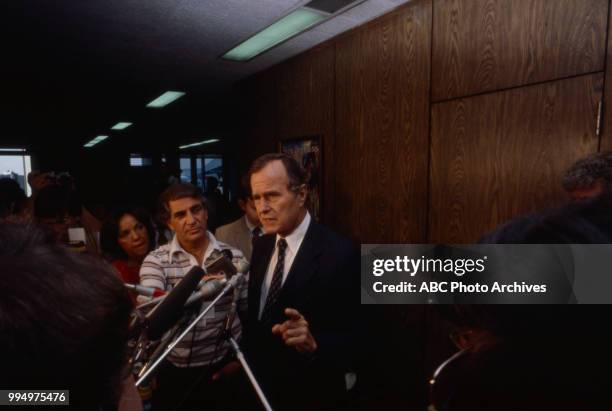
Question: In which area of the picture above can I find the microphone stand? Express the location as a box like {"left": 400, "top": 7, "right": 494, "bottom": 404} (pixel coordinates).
{"left": 221, "top": 278, "right": 274, "bottom": 411}
{"left": 135, "top": 273, "right": 243, "bottom": 387}
{"left": 135, "top": 294, "right": 166, "bottom": 311}
{"left": 135, "top": 315, "right": 191, "bottom": 381}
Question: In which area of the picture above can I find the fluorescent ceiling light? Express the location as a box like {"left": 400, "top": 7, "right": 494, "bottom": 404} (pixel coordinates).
{"left": 146, "top": 91, "right": 186, "bottom": 108}
{"left": 111, "top": 122, "right": 133, "bottom": 130}
{"left": 0, "top": 148, "right": 26, "bottom": 152}
{"left": 179, "top": 139, "right": 220, "bottom": 149}
{"left": 222, "top": 8, "right": 328, "bottom": 61}
{"left": 83, "top": 135, "right": 109, "bottom": 148}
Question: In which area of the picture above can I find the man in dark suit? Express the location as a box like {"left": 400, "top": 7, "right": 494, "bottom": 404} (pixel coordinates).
{"left": 242, "top": 153, "right": 358, "bottom": 410}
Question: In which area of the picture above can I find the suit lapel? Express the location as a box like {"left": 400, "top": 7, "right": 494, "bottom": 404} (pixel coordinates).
{"left": 276, "top": 221, "right": 323, "bottom": 306}
{"left": 250, "top": 234, "right": 276, "bottom": 319}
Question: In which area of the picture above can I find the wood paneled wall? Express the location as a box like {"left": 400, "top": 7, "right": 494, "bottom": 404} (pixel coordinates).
{"left": 276, "top": 45, "right": 336, "bottom": 224}
{"left": 601, "top": 0, "right": 612, "bottom": 152}
{"left": 237, "top": 0, "right": 612, "bottom": 243}
{"left": 432, "top": 0, "right": 608, "bottom": 101}
{"left": 430, "top": 74, "right": 603, "bottom": 242}
{"left": 237, "top": 0, "right": 432, "bottom": 243}
{"left": 335, "top": 3, "right": 431, "bottom": 242}
{"left": 236, "top": 69, "right": 279, "bottom": 170}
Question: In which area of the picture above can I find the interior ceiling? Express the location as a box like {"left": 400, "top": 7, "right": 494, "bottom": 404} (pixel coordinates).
{"left": 0, "top": 0, "right": 410, "bottom": 151}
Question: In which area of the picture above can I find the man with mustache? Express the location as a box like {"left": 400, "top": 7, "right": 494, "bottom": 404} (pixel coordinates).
{"left": 139, "top": 183, "right": 248, "bottom": 410}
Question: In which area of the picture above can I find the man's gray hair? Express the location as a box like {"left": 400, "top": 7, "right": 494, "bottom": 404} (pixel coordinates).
{"left": 562, "top": 151, "right": 612, "bottom": 191}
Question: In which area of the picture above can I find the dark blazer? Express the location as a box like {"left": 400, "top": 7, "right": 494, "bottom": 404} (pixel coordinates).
{"left": 243, "top": 219, "right": 359, "bottom": 410}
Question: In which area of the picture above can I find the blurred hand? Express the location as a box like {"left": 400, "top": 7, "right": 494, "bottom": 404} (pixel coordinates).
{"left": 272, "top": 308, "right": 317, "bottom": 354}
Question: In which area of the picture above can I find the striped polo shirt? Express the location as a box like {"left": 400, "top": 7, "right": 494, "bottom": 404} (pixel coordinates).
{"left": 139, "top": 231, "right": 248, "bottom": 368}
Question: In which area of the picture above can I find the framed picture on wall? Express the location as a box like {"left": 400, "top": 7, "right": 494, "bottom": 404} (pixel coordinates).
{"left": 279, "top": 136, "right": 322, "bottom": 221}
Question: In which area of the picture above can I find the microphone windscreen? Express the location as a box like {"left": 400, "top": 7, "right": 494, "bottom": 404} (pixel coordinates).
{"left": 221, "top": 249, "right": 234, "bottom": 260}
{"left": 205, "top": 252, "right": 237, "bottom": 278}
{"left": 146, "top": 265, "right": 205, "bottom": 340}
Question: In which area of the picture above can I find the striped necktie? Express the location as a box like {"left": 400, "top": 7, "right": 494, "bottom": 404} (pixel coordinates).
{"left": 260, "top": 238, "right": 288, "bottom": 324}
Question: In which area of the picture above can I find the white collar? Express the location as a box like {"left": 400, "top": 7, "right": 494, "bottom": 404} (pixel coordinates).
{"left": 275, "top": 211, "right": 311, "bottom": 255}
{"left": 169, "top": 230, "right": 219, "bottom": 263}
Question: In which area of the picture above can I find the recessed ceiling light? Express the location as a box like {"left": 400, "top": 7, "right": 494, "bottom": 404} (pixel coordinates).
{"left": 83, "top": 135, "right": 109, "bottom": 148}
{"left": 111, "top": 122, "right": 133, "bottom": 130}
{"left": 222, "top": 8, "right": 328, "bottom": 61}
{"left": 179, "top": 139, "right": 220, "bottom": 149}
{"left": 146, "top": 91, "right": 186, "bottom": 108}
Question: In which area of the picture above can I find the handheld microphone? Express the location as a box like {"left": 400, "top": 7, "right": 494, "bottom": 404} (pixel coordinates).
{"left": 204, "top": 249, "right": 237, "bottom": 278}
{"left": 145, "top": 265, "right": 205, "bottom": 340}
{"left": 222, "top": 261, "right": 250, "bottom": 337}
{"left": 184, "top": 278, "right": 228, "bottom": 308}
{"left": 125, "top": 283, "right": 166, "bottom": 298}
{"left": 184, "top": 254, "right": 250, "bottom": 309}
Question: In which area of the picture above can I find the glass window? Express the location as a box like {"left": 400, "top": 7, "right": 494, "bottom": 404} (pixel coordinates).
{"left": 204, "top": 156, "right": 223, "bottom": 194}
{"left": 130, "top": 154, "right": 152, "bottom": 167}
{"left": 178, "top": 155, "right": 223, "bottom": 189}
{"left": 196, "top": 157, "right": 204, "bottom": 188}
{"left": 180, "top": 156, "right": 192, "bottom": 183}
{"left": 0, "top": 153, "right": 32, "bottom": 196}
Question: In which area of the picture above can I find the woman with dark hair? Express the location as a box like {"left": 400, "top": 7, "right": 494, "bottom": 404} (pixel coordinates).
{"left": 100, "top": 207, "right": 155, "bottom": 299}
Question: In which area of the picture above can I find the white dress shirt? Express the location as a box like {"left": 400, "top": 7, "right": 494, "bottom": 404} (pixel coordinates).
{"left": 258, "top": 211, "right": 311, "bottom": 319}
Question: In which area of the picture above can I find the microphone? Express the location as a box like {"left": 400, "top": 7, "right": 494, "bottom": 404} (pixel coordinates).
{"left": 142, "top": 252, "right": 250, "bottom": 340}
{"left": 222, "top": 261, "right": 250, "bottom": 337}
{"left": 145, "top": 265, "right": 205, "bottom": 340}
{"left": 221, "top": 249, "right": 233, "bottom": 260}
{"left": 204, "top": 249, "right": 237, "bottom": 278}
{"left": 125, "top": 283, "right": 166, "bottom": 298}
{"left": 184, "top": 254, "right": 250, "bottom": 309}
{"left": 184, "top": 278, "right": 228, "bottom": 308}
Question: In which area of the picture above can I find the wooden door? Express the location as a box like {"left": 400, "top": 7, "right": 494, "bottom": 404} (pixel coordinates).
{"left": 429, "top": 73, "right": 603, "bottom": 243}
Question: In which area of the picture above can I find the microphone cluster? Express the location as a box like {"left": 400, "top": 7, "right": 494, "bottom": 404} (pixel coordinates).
{"left": 129, "top": 250, "right": 249, "bottom": 341}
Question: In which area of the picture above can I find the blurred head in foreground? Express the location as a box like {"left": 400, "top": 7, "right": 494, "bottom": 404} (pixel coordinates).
{"left": 0, "top": 223, "right": 132, "bottom": 410}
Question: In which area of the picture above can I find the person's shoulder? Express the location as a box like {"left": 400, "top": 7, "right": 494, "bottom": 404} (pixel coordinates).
{"left": 310, "top": 221, "right": 355, "bottom": 252}
{"left": 144, "top": 243, "right": 172, "bottom": 263}
{"left": 216, "top": 217, "right": 243, "bottom": 236}
{"left": 309, "top": 223, "right": 358, "bottom": 276}
{"left": 111, "top": 259, "right": 128, "bottom": 270}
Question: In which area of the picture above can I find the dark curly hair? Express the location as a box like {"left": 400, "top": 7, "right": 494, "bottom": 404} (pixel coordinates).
{"left": 158, "top": 183, "right": 207, "bottom": 223}
{"left": 100, "top": 206, "right": 156, "bottom": 261}
{"left": 562, "top": 151, "right": 612, "bottom": 192}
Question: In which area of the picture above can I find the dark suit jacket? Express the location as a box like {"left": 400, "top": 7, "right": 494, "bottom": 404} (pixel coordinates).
{"left": 243, "top": 220, "right": 358, "bottom": 410}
